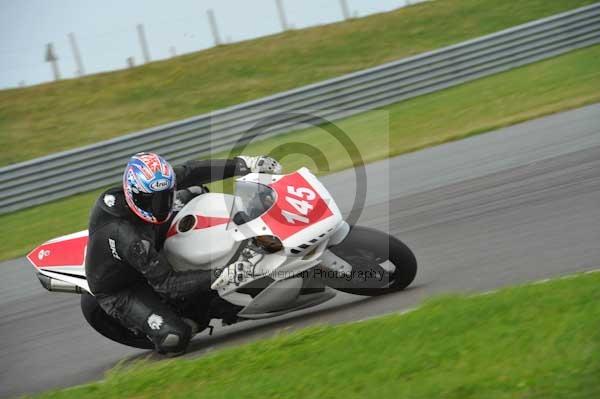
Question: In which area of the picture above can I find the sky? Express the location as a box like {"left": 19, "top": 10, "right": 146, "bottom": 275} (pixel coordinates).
{"left": 0, "top": 0, "right": 416, "bottom": 89}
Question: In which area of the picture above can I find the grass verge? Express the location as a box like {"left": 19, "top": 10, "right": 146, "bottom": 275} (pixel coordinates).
{"left": 31, "top": 271, "right": 600, "bottom": 399}
{"left": 1, "top": 44, "right": 599, "bottom": 261}
{"left": 0, "top": 0, "right": 597, "bottom": 165}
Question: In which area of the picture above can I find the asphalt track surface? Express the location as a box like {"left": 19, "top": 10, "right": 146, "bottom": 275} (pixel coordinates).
{"left": 1, "top": 104, "right": 599, "bottom": 397}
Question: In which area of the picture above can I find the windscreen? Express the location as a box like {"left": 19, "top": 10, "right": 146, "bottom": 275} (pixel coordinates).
{"left": 228, "top": 180, "right": 277, "bottom": 226}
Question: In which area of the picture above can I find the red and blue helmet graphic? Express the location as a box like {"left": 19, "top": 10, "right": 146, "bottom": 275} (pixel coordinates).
{"left": 123, "top": 152, "right": 176, "bottom": 224}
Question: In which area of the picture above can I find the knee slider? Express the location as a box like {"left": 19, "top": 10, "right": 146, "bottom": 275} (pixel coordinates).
{"left": 155, "top": 323, "right": 191, "bottom": 354}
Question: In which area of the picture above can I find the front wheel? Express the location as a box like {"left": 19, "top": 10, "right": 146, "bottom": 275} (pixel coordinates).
{"left": 320, "top": 226, "right": 417, "bottom": 296}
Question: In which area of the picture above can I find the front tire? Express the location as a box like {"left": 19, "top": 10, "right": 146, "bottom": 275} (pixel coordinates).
{"left": 321, "top": 226, "right": 417, "bottom": 296}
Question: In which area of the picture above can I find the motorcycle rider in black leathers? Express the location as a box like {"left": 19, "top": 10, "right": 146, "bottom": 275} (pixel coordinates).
{"left": 85, "top": 153, "right": 281, "bottom": 354}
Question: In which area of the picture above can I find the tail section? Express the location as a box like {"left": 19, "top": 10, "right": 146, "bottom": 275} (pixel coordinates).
{"left": 26, "top": 230, "right": 90, "bottom": 294}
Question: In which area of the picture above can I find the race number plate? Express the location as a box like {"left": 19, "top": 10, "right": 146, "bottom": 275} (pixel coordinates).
{"left": 261, "top": 172, "right": 333, "bottom": 240}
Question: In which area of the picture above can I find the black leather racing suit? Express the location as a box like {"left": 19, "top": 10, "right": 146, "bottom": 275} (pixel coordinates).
{"left": 85, "top": 158, "right": 249, "bottom": 353}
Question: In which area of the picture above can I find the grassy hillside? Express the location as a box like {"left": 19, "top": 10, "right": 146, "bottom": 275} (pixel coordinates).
{"left": 32, "top": 271, "right": 600, "bottom": 398}
{"left": 2, "top": 45, "right": 599, "bottom": 261}
{"left": 0, "top": 0, "right": 596, "bottom": 166}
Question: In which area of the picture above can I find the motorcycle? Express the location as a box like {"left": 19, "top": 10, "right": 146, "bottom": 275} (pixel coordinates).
{"left": 27, "top": 167, "right": 417, "bottom": 350}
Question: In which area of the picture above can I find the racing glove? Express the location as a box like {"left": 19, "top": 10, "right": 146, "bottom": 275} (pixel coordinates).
{"left": 235, "top": 156, "right": 282, "bottom": 174}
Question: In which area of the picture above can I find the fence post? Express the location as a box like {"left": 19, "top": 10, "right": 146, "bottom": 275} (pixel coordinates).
{"left": 339, "top": 0, "right": 351, "bottom": 20}
{"left": 68, "top": 32, "right": 85, "bottom": 76}
{"left": 44, "top": 43, "right": 61, "bottom": 81}
{"left": 275, "top": 0, "right": 289, "bottom": 31}
{"left": 207, "top": 9, "right": 223, "bottom": 46}
{"left": 136, "top": 23, "right": 151, "bottom": 63}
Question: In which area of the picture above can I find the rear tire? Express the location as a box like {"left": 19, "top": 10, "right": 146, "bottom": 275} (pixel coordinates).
{"left": 322, "top": 225, "right": 417, "bottom": 296}
{"left": 80, "top": 292, "right": 154, "bottom": 350}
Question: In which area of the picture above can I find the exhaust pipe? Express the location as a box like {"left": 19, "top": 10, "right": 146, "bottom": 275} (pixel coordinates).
{"left": 37, "top": 273, "right": 83, "bottom": 294}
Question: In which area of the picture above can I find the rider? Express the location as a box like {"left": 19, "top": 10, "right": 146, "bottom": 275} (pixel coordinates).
{"left": 85, "top": 152, "right": 281, "bottom": 354}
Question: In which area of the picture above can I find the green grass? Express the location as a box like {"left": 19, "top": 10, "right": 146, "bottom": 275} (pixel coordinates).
{"left": 0, "top": 0, "right": 597, "bottom": 166}
{"left": 31, "top": 271, "right": 600, "bottom": 399}
{"left": 2, "top": 44, "right": 599, "bottom": 261}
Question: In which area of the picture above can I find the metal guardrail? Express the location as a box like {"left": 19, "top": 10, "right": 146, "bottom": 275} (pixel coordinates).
{"left": 2, "top": 3, "right": 600, "bottom": 214}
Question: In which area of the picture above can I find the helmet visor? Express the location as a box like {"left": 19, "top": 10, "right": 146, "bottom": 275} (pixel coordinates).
{"left": 132, "top": 189, "right": 174, "bottom": 223}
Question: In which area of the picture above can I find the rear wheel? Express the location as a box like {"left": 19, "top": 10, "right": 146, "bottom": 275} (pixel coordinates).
{"left": 80, "top": 292, "right": 154, "bottom": 350}
{"left": 321, "top": 226, "right": 417, "bottom": 296}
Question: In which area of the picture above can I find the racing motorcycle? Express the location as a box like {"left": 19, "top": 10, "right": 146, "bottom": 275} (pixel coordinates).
{"left": 27, "top": 167, "right": 417, "bottom": 349}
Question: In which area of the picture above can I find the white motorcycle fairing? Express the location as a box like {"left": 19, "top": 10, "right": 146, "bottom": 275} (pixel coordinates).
{"left": 164, "top": 193, "right": 239, "bottom": 271}
{"left": 163, "top": 167, "right": 351, "bottom": 319}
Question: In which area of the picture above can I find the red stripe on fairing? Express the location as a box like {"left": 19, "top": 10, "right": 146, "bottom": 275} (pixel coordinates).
{"left": 166, "top": 215, "right": 230, "bottom": 238}
{"left": 166, "top": 224, "right": 178, "bottom": 238}
{"left": 194, "top": 216, "right": 230, "bottom": 230}
{"left": 27, "top": 235, "right": 89, "bottom": 268}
